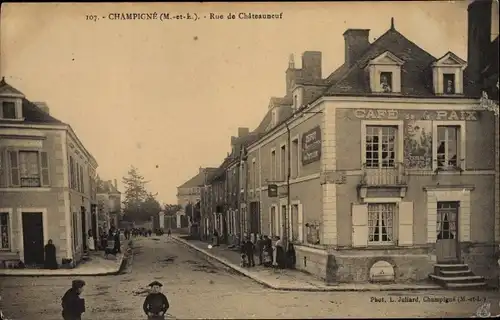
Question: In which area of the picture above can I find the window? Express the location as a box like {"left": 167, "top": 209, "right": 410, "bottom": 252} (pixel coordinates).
{"left": 280, "top": 145, "right": 286, "bottom": 180}
{"left": 270, "top": 206, "right": 276, "bottom": 237}
{"left": 443, "top": 74, "right": 455, "bottom": 94}
{"left": 281, "top": 205, "right": 287, "bottom": 239}
{"left": 437, "top": 201, "right": 458, "bottom": 239}
{"left": 292, "top": 138, "right": 299, "bottom": 178}
{"left": 0, "top": 212, "right": 10, "bottom": 249}
{"left": 18, "top": 151, "right": 41, "bottom": 187}
{"left": 291, "top": 204, "right": 299, "bottom": 241}
{"left": 380, "top": 72, "right": 393, "bottom": 93}
{"left": 368, "top": 203, "right": 395, "bottom": 244}
{"left": 365, "top": 126, "right": 396, "bottom": 168}
{"left": 437, "top": 126, "right": 459, "bottom": 169}
{"left": 1, "top": 101, "right": 16, "bottom": 119}
{"left": 252, "top": 159, "right": 257, "bottom": 191}
{"left": 271, "top": 150, "right": 276, "bottom": 180}
{"left": 79, "top": 165, "right": 84, "bottom": 193}
{"left": 72, "top": 212, "right": 79, "bottom": 250}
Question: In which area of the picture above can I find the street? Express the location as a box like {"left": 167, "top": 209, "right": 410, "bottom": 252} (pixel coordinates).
{"left": 1, "top": 236, "right": 500, "bottom": 319}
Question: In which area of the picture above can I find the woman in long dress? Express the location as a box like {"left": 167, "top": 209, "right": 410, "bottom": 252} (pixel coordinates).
{"left": 87, "top": 229, "right": 95, "bottom": 251}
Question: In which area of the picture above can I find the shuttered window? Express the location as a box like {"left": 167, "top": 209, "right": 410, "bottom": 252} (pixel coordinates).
{"left": 398, "top": 202, "right": 414, "bottom": 246}
{"left": 352, "top": 203, "right": 368, "bottom": 247}
{"left": 8, "top": 151, "right": 20, "bottom": 186}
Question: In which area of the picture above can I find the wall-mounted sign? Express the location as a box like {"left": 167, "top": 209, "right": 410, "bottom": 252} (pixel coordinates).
{"left": 268, "top": 184, "right": 278, "bottom": 198}
{"left": 353, "top": 109, "right": 478, "bottom": 121}
{"left": 302, "top": 126, "right": 322, "bottom": 165}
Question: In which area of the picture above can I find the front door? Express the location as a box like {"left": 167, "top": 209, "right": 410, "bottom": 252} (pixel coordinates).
{"left": 436, "top": 201, "right": 459, "bottom": 263}
{"left": 22, "top": 212, "right": 44, "bottom": 266}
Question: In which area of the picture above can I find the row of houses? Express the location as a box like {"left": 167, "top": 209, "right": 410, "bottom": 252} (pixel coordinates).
{"left": 180, "top": 1, "right": 499, "bottom": 284}
{"left": 0, "top": 80, "right": 122, "bottom": 268}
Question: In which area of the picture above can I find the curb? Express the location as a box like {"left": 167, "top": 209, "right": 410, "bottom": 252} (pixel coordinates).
{"left": 172, "top": 236, "right": 444, "bottom": 292}
{"left": 0, "top": 241, "right": 133, "bottom": 277}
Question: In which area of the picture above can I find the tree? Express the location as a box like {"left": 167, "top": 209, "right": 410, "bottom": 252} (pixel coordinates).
{"left": 95, "top": 174, "right": 105, "bottom": 192}
{"left": 122, "top": 166, "right": 150, "bottom": 222}
{"left": 479, "top": 81, "right": 499, "bottom": 116}
{"left": 164, "top": 204, "right": 182, "bottom": 216}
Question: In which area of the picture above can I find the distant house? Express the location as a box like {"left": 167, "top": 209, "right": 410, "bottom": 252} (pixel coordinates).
{"left": 176, "top": 167, "right": 217, "bottom": 229}
{"left": 0, "top": 78, "right": 98, "bottom": 268}
{"left": 96, "top": 179, "right": 121, "bottom": 231}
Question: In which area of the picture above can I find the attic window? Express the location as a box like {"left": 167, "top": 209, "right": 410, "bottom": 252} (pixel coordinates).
{"left": 380, "top": 72, "right": 393, "bottom": 93}
{"left": 1, "top": 101, "right": 16, "bottom": 119}
{"left": 443, "top": 74, "right": 455, "bottom": 94}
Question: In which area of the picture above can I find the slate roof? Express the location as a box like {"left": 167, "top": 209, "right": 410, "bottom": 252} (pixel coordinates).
{"left": 323, "top": 26, "right": 476, "bottom": 98}
{"left": 0, "top": 79, "right": 65, "bottom": 125}
{"left": 178, "top": 168, "right": 218, "bottom": 188}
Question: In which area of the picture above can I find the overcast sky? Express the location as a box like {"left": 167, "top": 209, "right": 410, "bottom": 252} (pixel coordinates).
{"left": 1, "top": 2, "right": 468, "bottom": 204}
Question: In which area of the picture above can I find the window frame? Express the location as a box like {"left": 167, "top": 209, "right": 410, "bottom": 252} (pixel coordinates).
{"left": 291, "top": 136, "right": 300, "bottom": 179}
{"left": 432, "top": 121, "right": 466, "bottom": 171}
{"left": 8, "top": 149, "right": 50, "bottom": 188}
{"left": 270, "top": 148, "right": 276, "bottom": 181}
{"left": 443, "top": 73, "right": 456, "bottom": 94}
{"left": 0, "top": 98, "right": 22, "bottom": 120}
{"left": 280, "top": 143, "right": 287, "bottom": 181}
{"left": 1, "top": 101, "right": 17, "bottom": 119}
{"left": 0, "top": 210, "right": 12, "bottom": 250}
{"left": 361, "top": 120, "right": 404, "bottom": 169}
{"left": 380, "top": 71, "right": 393, "bottom": 93}
{"left": 367, "top": 202, "right": 396, "bottom": 245}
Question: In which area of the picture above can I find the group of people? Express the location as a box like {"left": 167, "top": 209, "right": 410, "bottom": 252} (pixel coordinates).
{"left": 61, "top": 279, "right": 170, "bottom": 320}
{"left": 239, "top": 234, "right": 296, "bottom": 269}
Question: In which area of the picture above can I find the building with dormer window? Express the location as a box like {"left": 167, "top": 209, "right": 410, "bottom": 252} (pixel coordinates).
{"left": 0, "top": 78, "right": 98, "bottom": 269}
{"left": 232, "top": 17, "right": 498, "bottom": 287}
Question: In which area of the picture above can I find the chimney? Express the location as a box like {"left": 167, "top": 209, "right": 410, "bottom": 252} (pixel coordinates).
{"left": 343, "top": 29, "right": 370, "bottom": 67}
{"left": 467, "top": 0, "right": 493, "bottom": 86}
{"left": 286, "top": 54, "right": 300, "bottom": 95}
{"left": 301, "top": 51, "right": 322, "bottom": 82}
{"left": 199, "top": 167, "right": 204, "bottom": 174}
{"left": 34, "top": 101, "right": 50, "bottom": 115}
{"left": 114, "top": 179, "right": 117, "bottom": 189}
{"left": 237, "top": 127, "right": 249, "bottom": 137}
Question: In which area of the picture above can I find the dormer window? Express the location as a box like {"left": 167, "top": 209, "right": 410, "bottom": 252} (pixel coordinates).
{"left": 2, "top": 101, "right": 16, "bottom": 119}
{"left": 380, "top": 72, "right": 393, "bottom": 93}
{"left": 431, "top": 52, "right": 467, "bottom": 95}
{"left": 443, "top": 74, "right": 455, "bottom": 94}
{"left": 366, "top": 51, "right": 405, "bottom": 94}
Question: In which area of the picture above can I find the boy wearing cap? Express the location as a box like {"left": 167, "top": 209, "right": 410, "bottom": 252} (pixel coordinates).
{"left": 143, "top": 281, "right": 169, "bottom": 320}
{"left": 61, "top": 279, "right": 86, "bottom": 320}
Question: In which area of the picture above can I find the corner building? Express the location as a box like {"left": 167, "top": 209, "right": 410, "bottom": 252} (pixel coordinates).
{"left": 246, "top": 20, "right": 499, "bottom": 284}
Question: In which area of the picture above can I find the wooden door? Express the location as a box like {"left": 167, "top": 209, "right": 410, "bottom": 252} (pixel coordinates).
{"left": 22, "top": 212, "right": 44, "bottom": 266}
{"left": 81, "top": 207, "right": 87, "bottom": 251}
{"left": 436, "top": 202, "right": 459, "bottom": 263}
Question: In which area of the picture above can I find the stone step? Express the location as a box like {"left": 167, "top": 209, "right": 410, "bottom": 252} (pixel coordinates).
{"left": 434, "top": 264, "right": 469, "bottom": 273}
{"left": 439, "top": 269, "right": 474, "bottom": 277}
{"left": 445, "top": 282, "right": 488, "bottom": 289}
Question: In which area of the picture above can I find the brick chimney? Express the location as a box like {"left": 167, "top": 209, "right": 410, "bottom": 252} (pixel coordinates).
{"left": 301, "top": 51, "right": 322, "bottom": 82}
{"left": 343, "top": 29, "right": 370, "bottom": 67}
{"left": 33, "top": 101, "right": 50, "bottom": 115}
{"left": 467, "top": 0, "right": 494, "bottom": 86}
{"left": 238, "top": 127, "right": 249, "bottom": 137}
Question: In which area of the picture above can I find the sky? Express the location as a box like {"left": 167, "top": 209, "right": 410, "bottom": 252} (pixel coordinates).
{"left": 0, "top": 2, "right": 469, "bottom": 204}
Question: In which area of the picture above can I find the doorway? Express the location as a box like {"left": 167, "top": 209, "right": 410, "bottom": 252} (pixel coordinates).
{"left": 436, "top": 201, "right": 459, "bottom": 263}
{"left": 22, "top": 212, "right": 44, "bottom": 266}
{"left": 81, "top": 206, "right": 87, "bottom": 251}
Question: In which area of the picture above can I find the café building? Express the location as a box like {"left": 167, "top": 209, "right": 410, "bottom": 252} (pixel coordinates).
{"left": 245, "top": 20, "right": 498, "bottom": 286}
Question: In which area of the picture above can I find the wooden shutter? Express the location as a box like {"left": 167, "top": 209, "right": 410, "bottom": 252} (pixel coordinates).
{"left": 8, "top": 151, "right": 20, "bottom": 187}
{"left": 352, "top": 203, "right": 368, "bottom": 247}
{"left": 398, "top": 201, "right": 414, "bottom": 246}
{"left": 297, "top": 204, "right": 304, "bottom": 243}
{"left": 40, "top": 151, "right": 50, "bottom": 186}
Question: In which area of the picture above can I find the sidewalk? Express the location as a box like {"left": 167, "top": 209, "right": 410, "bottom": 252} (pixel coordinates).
{"left": 173, "top": 235, "right": 442, "bottom": 292}
{"left": 0, "top": 241, "right": 131, "bottom": 277}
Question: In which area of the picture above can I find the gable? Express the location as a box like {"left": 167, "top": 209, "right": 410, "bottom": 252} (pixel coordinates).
{"left": 432, "top": 52, "right": 467, "bottom": 68}
{"left": 0, "top": 79, "right": 24, "bottom": 97}
{"left": 368, "top": 51, "right": 405, "bottom": 66}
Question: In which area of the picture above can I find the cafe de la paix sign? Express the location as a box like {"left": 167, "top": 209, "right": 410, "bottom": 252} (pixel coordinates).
{"left": 353, "top": 109, "right": 478, "bottom": 121}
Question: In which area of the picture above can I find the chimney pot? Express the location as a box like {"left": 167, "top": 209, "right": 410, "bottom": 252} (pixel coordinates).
{"left": 343, "top": 29, "right": 370, "bottom": 67}
{"left": 237, "top": 127, "right": 250, "bottom": 137}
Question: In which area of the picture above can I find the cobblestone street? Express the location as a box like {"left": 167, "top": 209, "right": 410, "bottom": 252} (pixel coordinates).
{"left": 1, "top": 236, "right": 500, "bottom": 319}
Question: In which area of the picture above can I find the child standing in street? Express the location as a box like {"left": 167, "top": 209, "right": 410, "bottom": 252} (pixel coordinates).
{"left": 143, "top": 281, "right": 169, "bottom": 320}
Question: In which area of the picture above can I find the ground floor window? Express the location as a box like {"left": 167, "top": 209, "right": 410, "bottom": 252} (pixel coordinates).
{"left": 437, "top": 201, "right": 458, "bottom": 239}
{"left": 368, "top": 203, "right": 395, "bottom": 244}
{"left": 0, "top": 212, "right": 10, "bottom": 249}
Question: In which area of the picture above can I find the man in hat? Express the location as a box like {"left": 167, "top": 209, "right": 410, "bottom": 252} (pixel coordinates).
{"left": 61, "top": 279, "right": 86, "bottom": 320}
{"left": 143, "top": 281, "right": 169, "bottom": 320}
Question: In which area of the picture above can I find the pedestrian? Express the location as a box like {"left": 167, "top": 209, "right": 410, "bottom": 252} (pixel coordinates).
{"left": 61, "top": 279, "right": 86, "bottom": 320}
{"left": 263, "top": 235, "right": 273, "bottom": 267}
{"left": 242, "top": 237, "right": 255, "bottom": 267}
{"left": 213, "top": 229, "right": 219, "bottom": 246}
{"left": 124, "top": 228, "right": 130, "bottom": 240}
{"left": 114, "top": 230, "right": 121, "bottom": 254}
{"left": 167, "top": 229, "right": 171, "bottom": 237}
{"left": 256, "top": 234, "right": 264, "bottom": 265}
{"left": 44, "top": 239, "right": 58, "bottom": 269}
{"left": 87, "top": 230, "right": 95, "bottom": 251}
{"left": 275, "top": 237, "right": 285, "bottom": 269}
{"left": 143, "top": 281, "right": 169, "bottom": 320}
{"left": 287, "top": 242, "right": 296, "bottom": 269}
